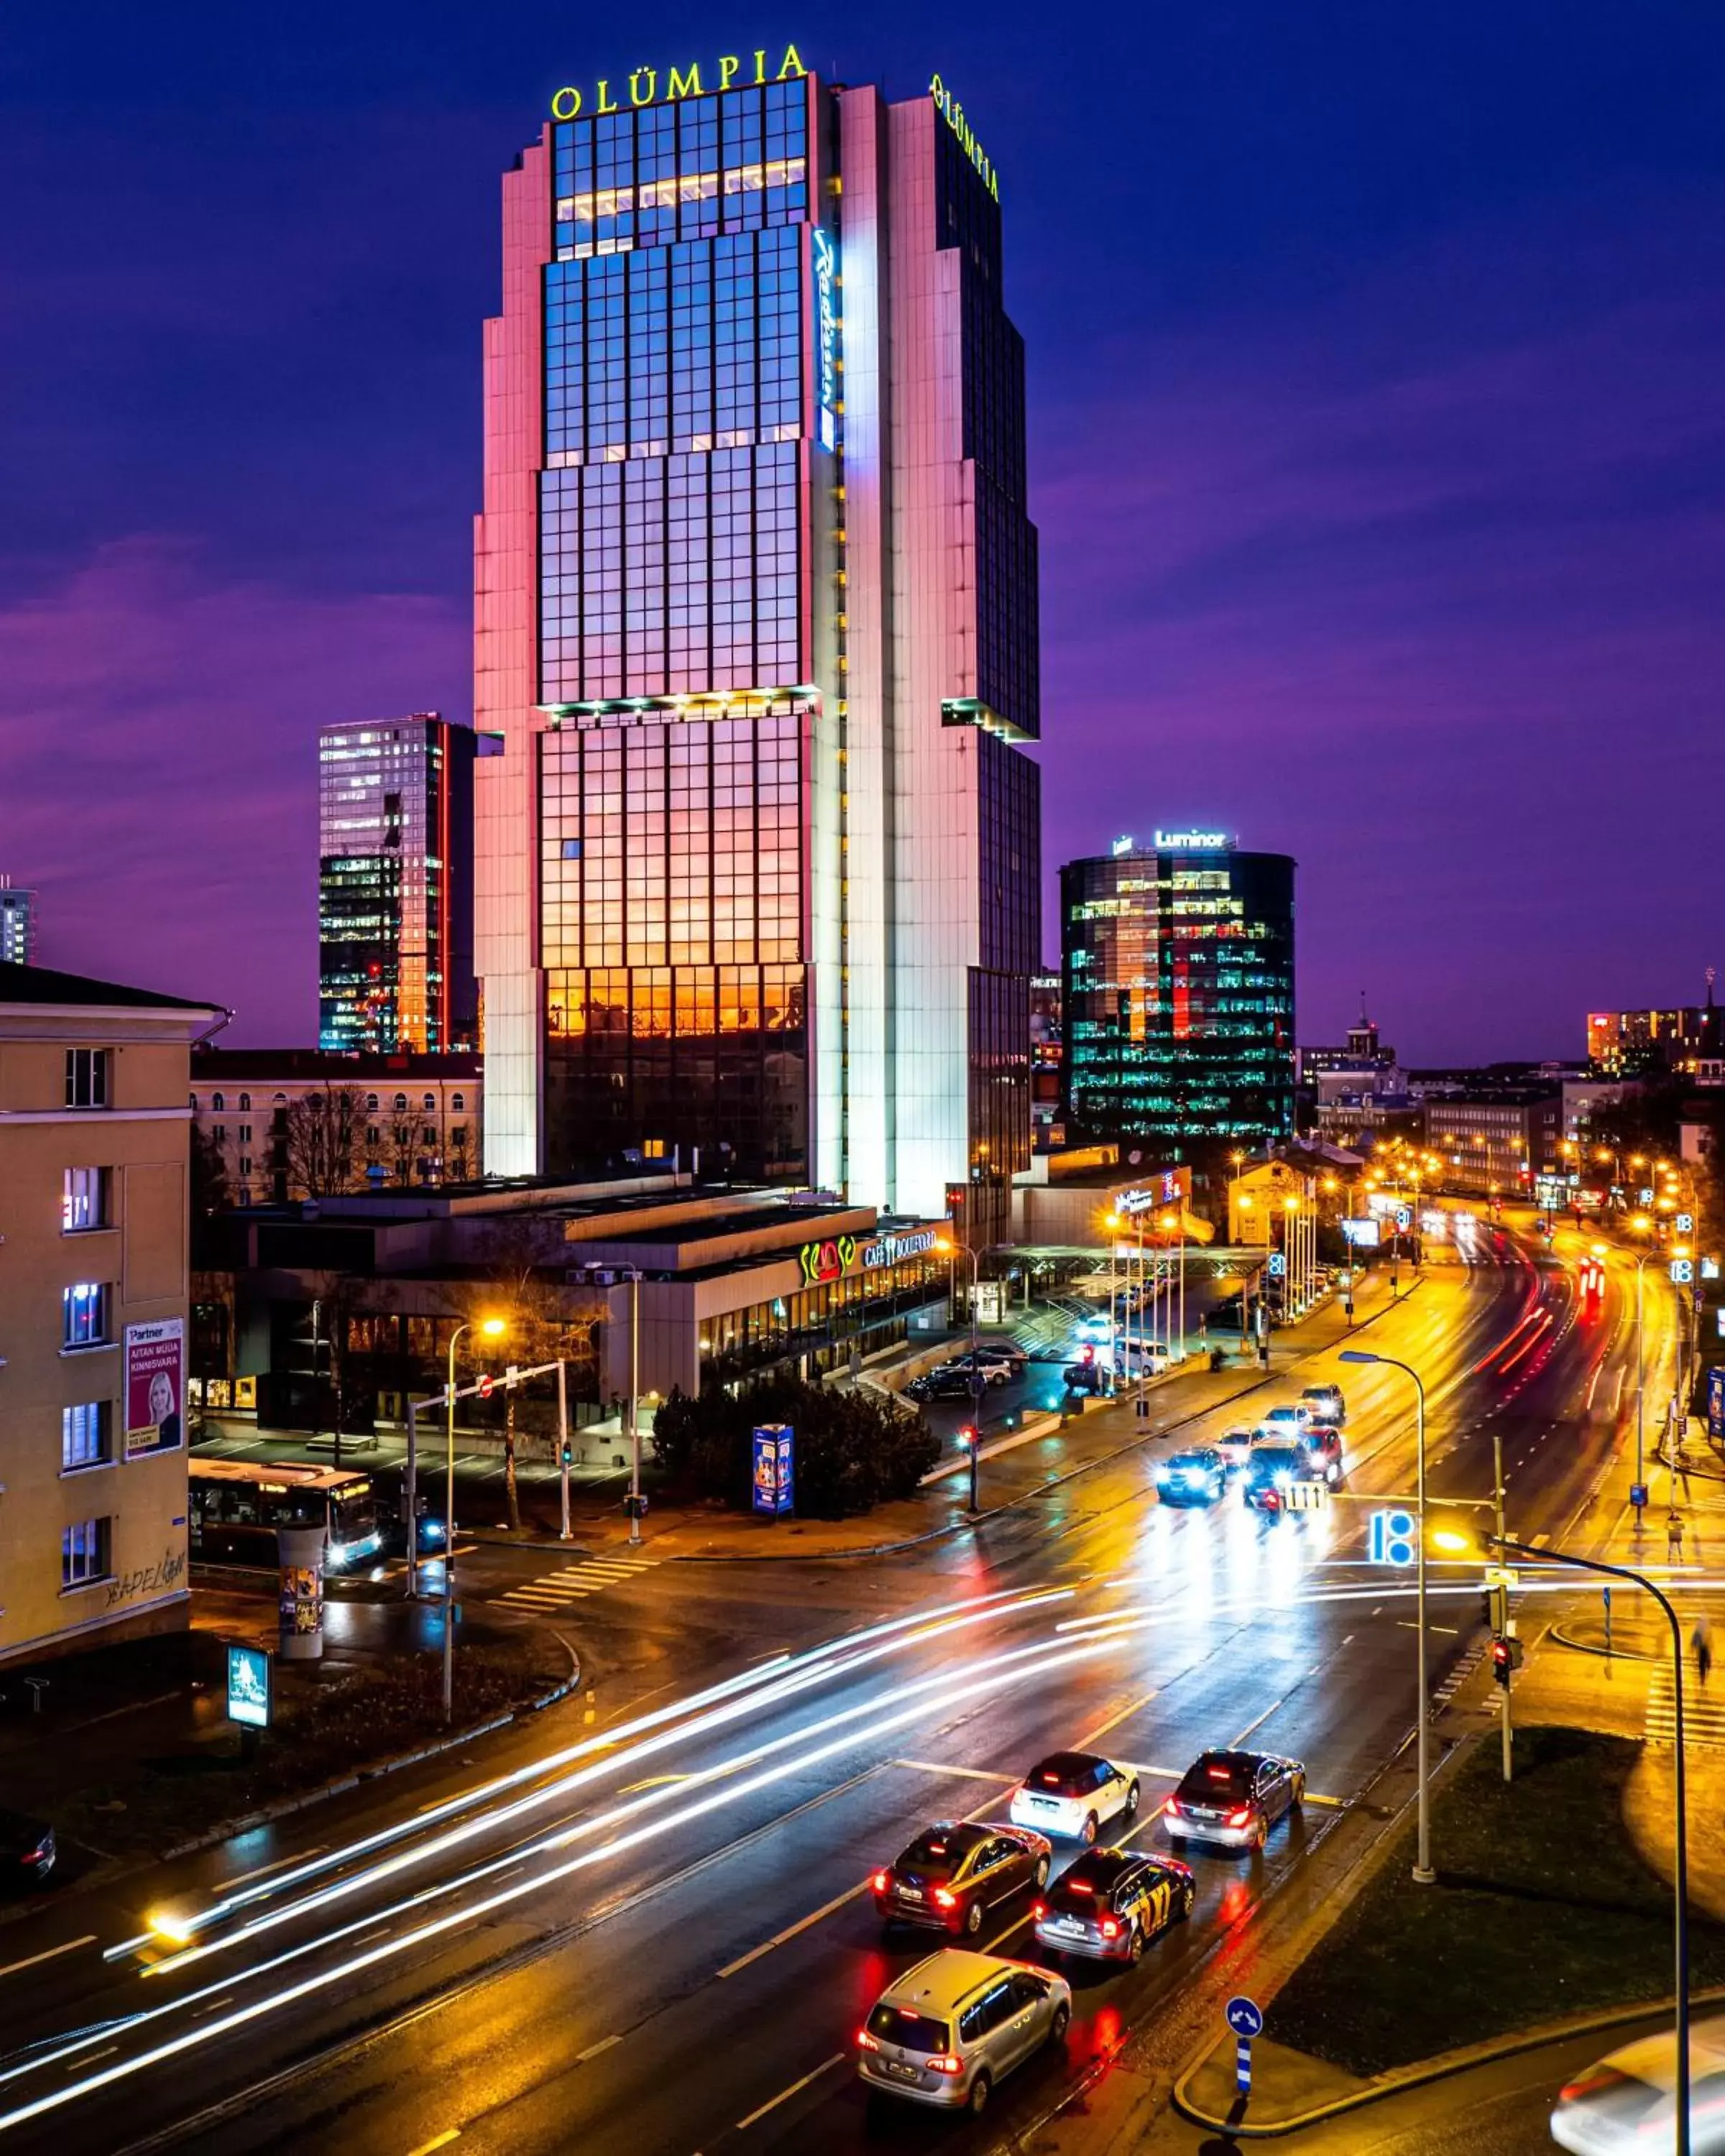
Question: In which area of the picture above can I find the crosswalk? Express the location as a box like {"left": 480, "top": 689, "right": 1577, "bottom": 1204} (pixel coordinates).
{"left": 1644, "top": 1666, "right": 1725, "bottom": 1752}
{"left": 495, "top": 1553, "right": 658, "bottom": 1616}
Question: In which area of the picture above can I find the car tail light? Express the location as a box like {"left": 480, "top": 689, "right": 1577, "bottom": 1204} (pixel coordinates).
{"left": 927, "top": 2055, "right": 964, "bottom": 2076}
{"left": 1227, "top": 1806, "right": 1253, "bottom": 1827}
{"left": 857, "top": 2028, "right": 880, "bottom": 2052}
{"left": 933, "top": 1886, "right": 957, "bottom": 1909}
{"left": 872, "top": 1871, "right": 888, "bottom": 1893}
{"left": 1164, "top": 1797, "right": 1182, "bottom": 1816}
{"left": 1558, "top": 2067, "right": 1630, "bottom": 2104}
{"left": 1032, "top": 1902, "right": 1046, "bottom": 1922}
{"left": 24, "top": 1842, "right": 49, "bottom": 1864}
{"left": 1100, "top": 1916, "right": 1120, "bottom": 1938}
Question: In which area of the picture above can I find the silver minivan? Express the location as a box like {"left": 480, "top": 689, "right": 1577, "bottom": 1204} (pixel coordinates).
{"left": 857, "top": 1948, "right": 1072, "bottom": 2116}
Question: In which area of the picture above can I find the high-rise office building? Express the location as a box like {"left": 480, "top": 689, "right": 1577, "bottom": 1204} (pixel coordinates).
{"left": 475, "top": 49, "right": 1041, "bottom": 1232}
{"left": 1061, "top": 834, "right": 1295, "bottom": 1153}
{"left": 0, "top": 877, "right": 37, "bottom": 965}
{"left": 318, "top": 716, "right": 477, "bottom": 1054}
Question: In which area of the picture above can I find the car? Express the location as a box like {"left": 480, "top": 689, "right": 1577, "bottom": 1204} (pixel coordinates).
{"left": 1215, "top": 1427, "right": 1258, "bottom": 1471}
{"left": 1076, "top": 1312, "right": 1115, "bottom": 1345}
{"left": 969, "top": 1343, "right": 1029, "bottom": 1375}
{"left": 1162, "top": 1749, "right": 1305, "bottom": 1853}
{"left": 1154, "top": 1446, "right": 1228, "bottom": 1506}
{"left": 1298, "top": 1424, "right": 1345, "bottom": 1487}
{"left": 1241, "top": 1442, "right": 1311, "bottom": 1512}
{"left": 1062, "top": 1359, "right": 1109, "bottom": 1396}
{"left": 1115, "top": 1339, "right": 1174, "bottom": 1376}
{"left": 1032, "top": 1847, "right": 1195, "bottom": 1963}
{"left": 1549, "top": 2013, "right": 1725, "bottom": 2152}
{"left": 1009, "top": 1751, "right": 1141, "bottom": 1844}
{"left": 908, "top": 1367, "right": 995, "bottom": 1402}
{"left": 1257, "top": 1402, "right": 1315, "bottom": 1437}
{"left": 1300, "top": 1383, "right": 1347, "bottom": 1425}
{"left": 872, "top": 1821, "right": 1052, "bottom": 1938}
{"left": 857, "top": 1949, "right": 1072, "bottom": 2116}
{"left": 0, "top": 1808, "right": 55, "bottom": 1889}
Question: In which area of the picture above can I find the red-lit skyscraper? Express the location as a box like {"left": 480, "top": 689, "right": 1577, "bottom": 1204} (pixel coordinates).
{"left": 475, "top": 49, "right": 1041, "bottom": 1233}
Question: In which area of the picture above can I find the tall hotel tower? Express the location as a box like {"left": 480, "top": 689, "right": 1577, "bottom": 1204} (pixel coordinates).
{"left": 476, "top": 47, "right": 1041, "bottom": 1235}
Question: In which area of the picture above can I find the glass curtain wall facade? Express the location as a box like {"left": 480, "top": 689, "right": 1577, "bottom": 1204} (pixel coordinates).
{"left": 475, "top": 59, "right": 1041, "bottom": 1219}
{"left": 1061, "top": 844, "right": 1295, "bottom": 1153}
{"left": 318, "top": 717, "right": 477, "bottom": 1054}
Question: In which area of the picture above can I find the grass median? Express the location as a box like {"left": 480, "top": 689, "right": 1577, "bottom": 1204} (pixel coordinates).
{"left": 1271, "top": 1723, "right": 1725, "bottom": 2076}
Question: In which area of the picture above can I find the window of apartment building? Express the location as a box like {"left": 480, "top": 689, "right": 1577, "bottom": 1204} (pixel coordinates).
{"left": 239, "top": 1123, "right": 252, "bottom": 1142}
{"left": 393, "top": 1092, "right": 408, "bottom": 1112}
{"left": 366, "top": 1093, "right": 379, "bottom": 1111}
{"left": 451, "top": 1092, "right": 466, "bottom": 1112}
{"left": 423, "top": 1125, "right": 436, "bottom": 1146}
{"left": 211, "top": 1091, "right": 225, "bottom": 1110}
{"left": 423, "top": 1093, "right": 436, "bottom": 1112}
{"left": 238, "top": 1092, "right": 251, "bottom": 1110}
{"left": 61, "top": 1401, "right": 111, "bottom": 1471}
{"left": 65, "top": 1048, "right": 110, "bottom": 1108}
{"left": 62, "top": 1516, "right": 111, "bottom": 1589}
{"left": 62, "top": 1282, "right": 111, "bottom": 1350}
{"left": 212, "top": 1124, "right": 226, "bottom": 1142}
{"left": 239, "top": 1155, "right": 252, "bottom": 1176}
{"left": 61, "top": 1166, "right": 108, "bottom": 1233}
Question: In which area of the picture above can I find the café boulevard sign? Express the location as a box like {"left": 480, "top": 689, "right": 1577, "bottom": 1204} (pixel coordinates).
{"left": 551, "top": 45, "right": 808, "bottom": 121}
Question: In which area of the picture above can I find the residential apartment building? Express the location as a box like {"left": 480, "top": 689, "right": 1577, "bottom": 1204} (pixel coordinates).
{"left": 1424, "top": 1087, "right": 1562, "bottom": 1196}
{"left": 0, "top": 960, "right": 224, "bottom": 1664}
{"left": 0, "top": 877, "right": 37, "bottom": 965}
{"left": 189, "top": 1049, "right": 482, "bottom": 1204}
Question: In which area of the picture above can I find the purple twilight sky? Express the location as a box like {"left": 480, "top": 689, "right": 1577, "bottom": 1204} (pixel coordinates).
{"left": 1, "top": 2, "right": 1721, "bottom": 1061}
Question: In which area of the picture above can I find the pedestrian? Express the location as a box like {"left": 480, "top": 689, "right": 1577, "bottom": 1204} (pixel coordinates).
{"left": 1694, "top": 1616, "right": 1714, "bottom": 1687}
{"left": 1668, "top": 1511, "right": 1686, "bottom": 1566}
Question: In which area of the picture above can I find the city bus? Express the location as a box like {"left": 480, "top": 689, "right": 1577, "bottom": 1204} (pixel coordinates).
{"left": 187, "top": 1457, "right": 382, "bottom": 1572}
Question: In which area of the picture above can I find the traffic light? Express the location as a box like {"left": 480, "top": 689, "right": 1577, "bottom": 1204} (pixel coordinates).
{"left": 560, "top": 1439, "right": 574, "bottom": 1470}
{"left": 957, "top": 1425, "right": 978, "bottom": 1450}
{"left": 1491, "top": 1634, "right": 1524, "bottom": 1687}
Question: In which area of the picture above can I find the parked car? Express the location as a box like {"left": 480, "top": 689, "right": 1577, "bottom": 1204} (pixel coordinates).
{"left": 857, "top": 1950, "right": 1071, "bottom": 2116}
{"left": 0, "top": 1809, "right": 55, "bottom": 1891}
{"left": 1162, "top": 1749, "right": 1305, "bottom": 1853}
{"left": 872, "top": 1821, "right": 1052, "bottom": 1937}
{"left": 1062, "top": 1359, "right": 1109, "bottom": 1396}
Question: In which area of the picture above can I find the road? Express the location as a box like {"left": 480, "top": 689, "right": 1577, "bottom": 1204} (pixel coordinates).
{"left": 0, "top": 1217, "right": 1661, "bottom": 2155}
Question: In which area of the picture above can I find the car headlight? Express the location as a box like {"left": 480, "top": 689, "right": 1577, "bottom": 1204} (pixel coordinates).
{"left": 1274, "top": 1470, "right": 1292, "bottom": 1490}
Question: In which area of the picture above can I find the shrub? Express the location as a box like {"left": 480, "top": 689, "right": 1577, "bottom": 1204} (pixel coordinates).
{"left": 651, "top": 1374, "right": 939, "bottom": 1519}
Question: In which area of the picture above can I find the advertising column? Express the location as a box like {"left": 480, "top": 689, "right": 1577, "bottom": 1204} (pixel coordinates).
{"left": 277, "top": 1524, "right": 326, "bottom": 1662}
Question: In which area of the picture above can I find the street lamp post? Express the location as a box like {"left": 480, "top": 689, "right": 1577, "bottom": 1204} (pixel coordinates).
{"left": 443, "top": 1314, "right": 505, "bottom": 1721}
{"left": 1437, "top": 1527, "right": 1693, "bottom": 2155}
{"left": 937, "top": 1237, "right": 984, "bottom": 1508}
{"left": 1633, "top": 1243, "right": 1675, "bottom": 1526}
{"left": 1340, "top": 1347, "right": 1435, "bottom": 1884}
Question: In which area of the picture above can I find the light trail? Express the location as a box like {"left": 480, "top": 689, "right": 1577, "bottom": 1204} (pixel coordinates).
{"left": 132, "top": 1583, "right": 1070, "bottom": 1950}
{"left": 0, "top": 1627, "right": 1128, "bottom": 2135}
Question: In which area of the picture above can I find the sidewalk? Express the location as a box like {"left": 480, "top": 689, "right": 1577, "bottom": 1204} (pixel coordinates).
{"left": 206, "top": 1268, "right": 1409, "bottom": 1563}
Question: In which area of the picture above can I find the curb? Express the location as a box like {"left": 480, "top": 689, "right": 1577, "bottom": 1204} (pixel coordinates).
{"left": 1172, "top": 1983, "right": 1725, "bottom": 2138}
{"left": 152, "top": 1641, "right": 580, "bottom": 1864}
{"left": 1548, "top": 1623, "right": 1658, "bottom": 1664}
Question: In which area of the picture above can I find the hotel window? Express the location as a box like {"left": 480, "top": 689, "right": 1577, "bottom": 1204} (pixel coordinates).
{"left": 65, "top": 1048, "right": 110, "bottom": 1108}
{"left": 61, "top": 1401, "right": 111, "bottom": 1471}
{"left": 61, "top": 1167, "right": 107, "bottom": 1233}
{"left": 62, "top": 1516, "right": 111, "bottom": 1589}
{"left": 62, "top": 1282, "right": 110, "bottom": 1350}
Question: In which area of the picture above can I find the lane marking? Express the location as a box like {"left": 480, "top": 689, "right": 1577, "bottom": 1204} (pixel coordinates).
{"left": 191, "top": 1996, "right": 234, "bottom": 2017}
{"left": 576, "top": 2032, "right": 621, "bottom": 2063}
{"left": 68, "top": 2047, "right": 117, "bottom": 2071}
{"left": 888, "top": 1759, "right": 1016, "bottom": 1785}
{"left": 734, "top": 2053, "right": 846, "bottom": 2131}
{"left": 718, "top": 1879, "right": 872, "bottom": 1978}
{"left": 0, "top": 1935, "right": 96, "bottom": 1983}
{"left": 406, "top": 2133, "right": 461, "bottom": 2156}
{"left": 618, "top": 1775, "right": 689, "bottom": 1795}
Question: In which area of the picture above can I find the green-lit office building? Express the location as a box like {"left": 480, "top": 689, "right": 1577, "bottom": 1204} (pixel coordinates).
{"left": 1059, "top": 833, "right": 1294, "bottom": 1154}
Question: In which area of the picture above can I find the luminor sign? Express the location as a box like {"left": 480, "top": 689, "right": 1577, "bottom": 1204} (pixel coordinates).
{"left": 551, "top": 45, "right": 808, "bottom": 121}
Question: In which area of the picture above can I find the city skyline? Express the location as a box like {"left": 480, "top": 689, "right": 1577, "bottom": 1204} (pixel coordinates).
{"left": 1, "top": 2, "right": 1721, "bottom": 1064}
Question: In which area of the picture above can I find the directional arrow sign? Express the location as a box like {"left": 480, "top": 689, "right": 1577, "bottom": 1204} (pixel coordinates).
{"left": 1225, "top": 1996, "right": 1264, "bottom": 2039}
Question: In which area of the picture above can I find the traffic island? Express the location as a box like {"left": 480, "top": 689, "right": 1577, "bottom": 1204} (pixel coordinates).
{"left": 1177, "top": 1725, "right": 1725, "bottom": 2134}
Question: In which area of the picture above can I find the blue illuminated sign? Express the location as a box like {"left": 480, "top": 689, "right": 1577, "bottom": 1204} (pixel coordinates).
{"left": 226, "top": 1642, "right": 272, "bottom": 1729}
{"left": 752, "top": 1424, "right": 794, "bottom": 1516}
{"left": 1368, "top": 1509, "right": 1417, "bottom": 1567}
{"left": 811, "top": 229, "right": 839, "bottom": 453}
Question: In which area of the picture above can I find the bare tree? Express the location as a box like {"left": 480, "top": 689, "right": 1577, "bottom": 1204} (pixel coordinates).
{"left": 302, "top": 1270, "right": 366, "bottom": 1467}
{"left": 283, "top": 1083, "right": 368, "bottom": 1198}
{"left": 388, "top": 1120, "right": 419, "bottom": 1187}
